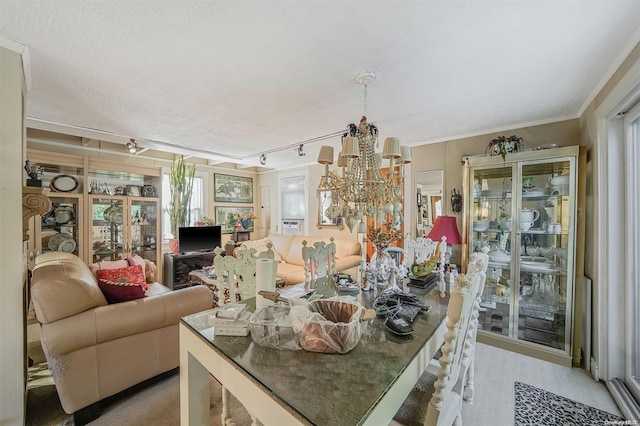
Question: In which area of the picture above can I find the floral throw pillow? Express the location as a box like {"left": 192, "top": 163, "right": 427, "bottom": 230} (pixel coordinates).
{"left": 96, "top": 265, "right": 147, "bottom": 304}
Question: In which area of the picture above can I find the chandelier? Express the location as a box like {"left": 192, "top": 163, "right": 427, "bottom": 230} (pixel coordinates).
{"left": 316, "top": 72, "right": 412, "bottom": 234}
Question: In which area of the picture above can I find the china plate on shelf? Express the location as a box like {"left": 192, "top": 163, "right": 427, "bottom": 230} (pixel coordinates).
{"left": 523, "top": 188, "right": 549, "bottom": 198}
{"left": 55, "top": 211, "right": 71, "bottom": 224}
{"left": 480, "top": 189, "right": 511, "bottom": 198}
{"left": 48, "top": 233, "right": 76, "bottom": 252}
{"left": 521, "top": 261, "right": 556, "bottom": 272}
{"left": 524, "top": 228, "right": 546, "bottom": 234}
{"left": 50, "top": 174, "right": 79, "bottom": 192}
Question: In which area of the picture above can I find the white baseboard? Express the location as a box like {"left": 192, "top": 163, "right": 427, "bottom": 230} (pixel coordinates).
{"left": 591, "top": 357, "right": 600, "bottom": 381}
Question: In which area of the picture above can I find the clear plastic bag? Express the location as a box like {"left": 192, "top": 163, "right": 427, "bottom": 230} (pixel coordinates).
{"left": 290, "top": 297, "right": 364, "bottom": 354}
{"left": 248, "top": 305, "right": 301, "bottom": 350}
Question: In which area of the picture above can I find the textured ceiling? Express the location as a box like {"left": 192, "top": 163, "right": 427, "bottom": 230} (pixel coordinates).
{"left": 2, "top": 1, "right": 639, "bottom": 170}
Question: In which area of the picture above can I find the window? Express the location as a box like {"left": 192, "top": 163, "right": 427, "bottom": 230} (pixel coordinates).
{"left": 277, "top": 172, "right": 307, "bottom": 235}
{"left": 161, "top": 172, "right": 206, "bottom": 240}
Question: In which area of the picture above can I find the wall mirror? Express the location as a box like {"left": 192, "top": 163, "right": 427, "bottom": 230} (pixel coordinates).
{"left": 317, "top": 189, "right": 344, "bottom": 229}
{"left": 415, "top": 170, "right": 443, "bottom": 237}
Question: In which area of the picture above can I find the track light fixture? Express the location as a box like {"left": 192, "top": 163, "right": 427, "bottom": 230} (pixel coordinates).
{"left": 295, "top": 144, "right": 305, "bottom": 157}
{"left": 127, "top": 139, "right": 138, "bottom": 154}
{"left": 260, "top": 153, "right": 267, "bottom": 165}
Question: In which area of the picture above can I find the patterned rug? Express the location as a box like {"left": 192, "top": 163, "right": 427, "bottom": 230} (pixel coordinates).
{"left": 514, "top": 381, "right": 624, "bottom": 426}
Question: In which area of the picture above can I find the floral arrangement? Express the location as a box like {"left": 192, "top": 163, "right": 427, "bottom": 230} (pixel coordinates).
{"left": 487, "top": 135, "right": 523, "bottom": 160}
{"left": 367, "top": 227, "right": 401, "bottom": 251}
{"left": 232, "top": 211, "right": 257, "bottom": 220}
{"left": 199, "top": 215, "right": 216, "bottom": 225}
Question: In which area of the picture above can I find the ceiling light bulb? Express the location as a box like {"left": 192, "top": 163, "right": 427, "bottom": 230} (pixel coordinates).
{"left": 127, "top": 139, "right": 137, "bottom": 154}
{"left": 295, "top": 144, "right": 305, "bottom": 156}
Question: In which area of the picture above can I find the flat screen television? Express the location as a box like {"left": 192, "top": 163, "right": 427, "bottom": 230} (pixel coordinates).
{"left": 178, "top": 225, "right": 222, "bottom": 253}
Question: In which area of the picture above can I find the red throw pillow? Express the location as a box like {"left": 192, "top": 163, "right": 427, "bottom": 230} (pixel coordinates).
{"left": 97, "top": 265, "right": 147, "bottom": 304}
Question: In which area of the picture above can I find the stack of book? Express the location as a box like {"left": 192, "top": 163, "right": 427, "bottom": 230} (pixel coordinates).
{"left": 208, "top": 303, "right": 252, "bottom": 336}
{"left": 407, "top": 273, "right": 440, "bottom": 291}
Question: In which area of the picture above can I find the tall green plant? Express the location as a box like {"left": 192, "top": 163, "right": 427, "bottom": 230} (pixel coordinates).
{"left": 167, "top": 155, "right": 196, "bottom": 238}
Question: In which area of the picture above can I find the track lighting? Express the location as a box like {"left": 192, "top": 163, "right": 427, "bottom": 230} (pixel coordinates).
{"left": 260, "top": 153, "right": 267, "bottom": 165}
{"left": 127, "top": 139, "right": 138, "bottom": 154}
{"left": 295, "top": 144, "right": 305, "bottom": 157}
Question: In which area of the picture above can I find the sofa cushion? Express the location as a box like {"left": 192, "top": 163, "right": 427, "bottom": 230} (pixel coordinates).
{"left": 285, "top": 236, "right": 312, "bottom": 266}
{"left": 96, "top": 265, "right": 147, "bottom": 304}
{"left": 90, "top": 255, "right": 147, "bottom": 282}
{"left": 143, "top": 259, "right": 157, "bottom": 283}
{"left": 276, "top": 262, "right": 308, "bottom": 286}
{"left": 266, "top": 234, "right": 293, "bottom": 261}
{"left": 32, "top": 252, "right": 108, "bottom": 324}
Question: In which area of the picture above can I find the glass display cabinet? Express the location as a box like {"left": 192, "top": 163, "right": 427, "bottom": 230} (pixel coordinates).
{"left": 27, "top": 193, "right": 84, "bottom": 268}
{"left": 89, "top": 195, "right": 159, "bottom": 264}
{"left": 25, "top": 151, "right": 85, "bottom": 267}
{"left": 462, "top": 146, "right": 586, "bottom": 367}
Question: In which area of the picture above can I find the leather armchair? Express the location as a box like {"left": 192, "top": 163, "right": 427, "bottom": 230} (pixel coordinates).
{"left": 30, "top": 252, "right": 212, "bottom": 422}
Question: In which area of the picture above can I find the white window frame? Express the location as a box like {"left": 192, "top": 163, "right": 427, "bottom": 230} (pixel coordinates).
{"left": 277, "top": 169, "right": 309, "bottom": 235}
{"left": 595, "top": 57, "right": 640, "bottom": 382}
{"left": 161, "top": 169, "right": 208, "bottom": 241}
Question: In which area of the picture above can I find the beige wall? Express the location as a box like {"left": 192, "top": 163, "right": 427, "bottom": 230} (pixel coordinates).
{"left": 409, "top": 119, "right": 581, "bottom": 263}
{"left": 0, "top": 45, "right": 27, "bottom": 426}
{"left": 258, "top": 164, "right": 359, "bottom": 240}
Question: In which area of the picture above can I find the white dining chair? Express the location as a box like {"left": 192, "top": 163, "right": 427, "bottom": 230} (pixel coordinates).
{"left": 212, "top": 244, "right": 275, "bottom": 426}
{"left": 391, "top": 268, "right": 484, "bottom": 426}
{"left": 405, "top": 236, "right": 441, "bottom": 266}
{"left": 302, "top": 237, "right": 336, "bottom": 282}
{"left": 212, "top": 243, "right": 275, "bottom": 304}
{"left": 458, "top": 246, "right": 489, "bottom": 403}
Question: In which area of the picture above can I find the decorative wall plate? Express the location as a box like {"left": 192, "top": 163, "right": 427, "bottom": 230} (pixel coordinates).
{"left": 50, "top": 174, "right": 79, "bottom": 192}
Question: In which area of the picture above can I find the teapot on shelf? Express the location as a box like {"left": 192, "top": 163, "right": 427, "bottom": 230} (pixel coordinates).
{"left": 520, "top": 208, "right": 540, "bottom": 231}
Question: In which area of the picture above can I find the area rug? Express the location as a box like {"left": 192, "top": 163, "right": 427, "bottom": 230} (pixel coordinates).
{"left": 26, "top": 364, "right": 252, "bottom": 425}
{"left": 514, "top": 381, "right": 624, "bottom": 426}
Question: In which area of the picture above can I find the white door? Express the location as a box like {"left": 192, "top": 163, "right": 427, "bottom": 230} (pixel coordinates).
{"left": 260, "top": 185, "right": 270, "bottom": 236}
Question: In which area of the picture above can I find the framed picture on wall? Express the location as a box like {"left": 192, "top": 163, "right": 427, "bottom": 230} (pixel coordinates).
{"left": 215, "top": 206, "right": 255, "bottom": 234}
{"left": 214, "top": 174, "right": 253, "bottom": 203}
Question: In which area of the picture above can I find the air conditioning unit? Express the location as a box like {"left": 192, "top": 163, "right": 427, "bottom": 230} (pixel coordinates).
{"left": 282, "top": 220, "right": 302, "bottom": 235}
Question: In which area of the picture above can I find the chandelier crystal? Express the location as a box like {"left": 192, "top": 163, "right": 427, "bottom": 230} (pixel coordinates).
{"left": 316, "top": 74, "right": 411, "bottom": 235}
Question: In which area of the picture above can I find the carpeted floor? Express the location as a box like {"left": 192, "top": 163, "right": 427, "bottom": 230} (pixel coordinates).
{"left": 26, "top": 363, "right": 252, "bottom": 425}
{"left": 514, "top": 381, "right": 625, "bottom": 426}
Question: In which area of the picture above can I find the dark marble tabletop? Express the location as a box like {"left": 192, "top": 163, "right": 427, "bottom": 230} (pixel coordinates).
{"left": 181, "top": 282, "right": 448, "bottom": 425}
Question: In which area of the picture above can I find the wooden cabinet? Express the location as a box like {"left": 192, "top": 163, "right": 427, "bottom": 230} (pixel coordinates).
{"left": 25, "top": 151, "right": 86, "bottom": 266}
{"left": 163, "top": 252, "right": 215, "bottom": 290}
{"left": 463, "top": 146, "right": 586, "bottom": 367}
{"left": 26, "top": 149, "right": 162, "bottom": 268}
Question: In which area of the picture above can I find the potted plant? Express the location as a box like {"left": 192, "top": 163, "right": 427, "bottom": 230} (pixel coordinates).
{"left": 487, "top": 135, "right": 523, "bottom": 160}
{"left": 166, "top": 155, "right": 196, "bottom": 252}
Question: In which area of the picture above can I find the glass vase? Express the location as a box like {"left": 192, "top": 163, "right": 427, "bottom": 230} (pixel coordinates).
{"left": 368, "top": 247, "right": 397, "bottom": 292}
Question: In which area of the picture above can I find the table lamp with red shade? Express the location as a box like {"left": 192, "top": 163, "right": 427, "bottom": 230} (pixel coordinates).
{"left": 426, "top": 215, "right": 462, "bottom": 271}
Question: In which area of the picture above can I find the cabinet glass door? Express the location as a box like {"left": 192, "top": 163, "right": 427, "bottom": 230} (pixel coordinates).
{"left": 91, "top": 196, "right": 125, "bottom": 262}
{"left": 470, "top": 165, "right": 514, "bottom": 338}
{"left": 129, "top": 198, "right": 158, "bottom": 262}
{"left": 516, "top": 160, "right": 574, "bottom": 351}
{"left": 39, "top": 194, "right": 82, "bottom": 258}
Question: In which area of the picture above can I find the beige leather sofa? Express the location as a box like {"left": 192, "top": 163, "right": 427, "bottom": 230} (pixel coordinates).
{"left": 30, "top": 252, "right": 212, "bottom": 423}
{"left": 237, "top": 233, "right": 362, "bottom": 286}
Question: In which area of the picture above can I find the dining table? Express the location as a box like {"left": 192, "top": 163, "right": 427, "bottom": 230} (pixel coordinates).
{"left": 179, "top": 278, "right": 449, "bottom": 425}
